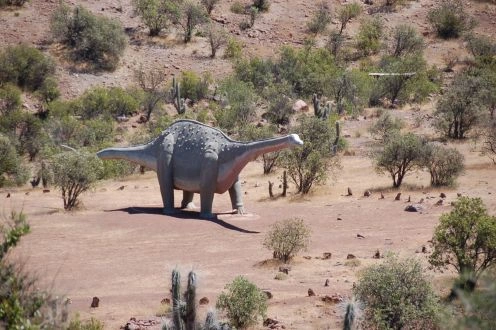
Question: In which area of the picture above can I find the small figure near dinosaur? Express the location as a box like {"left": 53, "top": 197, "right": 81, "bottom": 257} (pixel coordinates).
{"left": 97, "top": 120, "right": 303, "bottom": 219}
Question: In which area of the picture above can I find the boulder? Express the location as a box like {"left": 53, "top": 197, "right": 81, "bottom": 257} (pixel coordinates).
{"left": 293, "top": 100, "right": 309, "bottom": 112}
{"left": 405, "top": 204, "right": 423, "bottom": 212}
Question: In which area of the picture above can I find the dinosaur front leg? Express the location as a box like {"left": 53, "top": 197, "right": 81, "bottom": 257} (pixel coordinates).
{"left": 199, "top": 150, "right": 218, "bottom": 219}
{"left": 158, "top": 136, "right": 176, "bottom": 215}
{"left": 180, "top": 191, "right": 196, "bottom": 209}
{"left": 228, "top": 177, "right": 245, "bottom": 214}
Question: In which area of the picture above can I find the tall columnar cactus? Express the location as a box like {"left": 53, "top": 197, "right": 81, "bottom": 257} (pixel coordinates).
{"left": 185, "top": 272, "right": 197, "bottom": 330}
{"left": 171, "top": 269, "right": 184, "bottom": 330}
{"left": 312, "top": 93, "right": 331, "bottom": 120}
{"left": 171, "top": 76, "right": 186, "bottom": 114}
{"left": 312, "top": 93, "right": 320, "bottom": 117}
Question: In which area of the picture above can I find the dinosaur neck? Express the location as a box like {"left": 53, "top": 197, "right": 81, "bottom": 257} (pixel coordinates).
{"left": 242, "top": 135, "right": 296, "bottom": 159}
{"left": 96, "top": 144, "right": 157, "bottom": 171}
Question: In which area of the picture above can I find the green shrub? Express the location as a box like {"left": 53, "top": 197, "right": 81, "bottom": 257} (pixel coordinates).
{"left": 234, "top": 57, "right": 274, "bottom": 92}
{"left": 356, "top": 18, "right": 383, "bottom": 56}
{"left": 50, "top": 4, "right": 126, "bottom": 71}
{"left": 337, "top": 2, "right": 361, "bottom": 34}
{"left": 0, "top": 134, "right": 28, "bottom": 187}
{"left": 280, "top": 116, "right": 338, "bottom": 194}
{"left": 0, "top": 44, "right": 55, "bottom": 91}
{"left": 230, "top": 1, "right": 245, "bottom": 14}
{"left": 389, "top": 24, "right": 424, "bottom": 57}
{"left": 263, "top": 217, "right": 311, "bottom": 262}
{"left": 36, "top": 76, "right": 60, "bottom": 103}
{"left": 133, "top": 0, "right": 181, "bottom": 36}
{"left": 263, "top": 83, "right": 294, "bottom": 125}
{"left": 429, "top": 197, "right": 496, "bottom": 287}
{"left": 428, "top": 0, "right": 475, "bottom": 39}
{"left": 374, "top": 132, "right": 425, "bottom": 188}
{"left": 50, "top": 151, "right": 104, "bottom": 210}
{"left": 0, "top": 83, "right": 21, "bottom": 114}
{"left": 216, "top": 77, "right": 257, "bottom": 130}
{"left": 368, "top": 110, "right": 403, "bottom": 141}
{"left": 216, "top": 276, "right": 267, "bottom": 329}
{"left": 423, "top": 144, "right": 464, "bottom": 186}
{"left": 307, "top": 2, "right": 331, "bottom": 34}
{"left": 354, "top": 255, "right": 440, "bottom": 330}
{"left": 180, "top": 71, "right": 211, "bottom": 102}
{"left": 224, "top": 37, "right": 243, "bottom": 59}
{"left": 0, "top": 0, "right": 28, "bottom": 6}
{"left": 330, "top": 69, "right": 373, "bottom": 115}
{"left": 74, "top": 87, "right": 139, "bottom": 120}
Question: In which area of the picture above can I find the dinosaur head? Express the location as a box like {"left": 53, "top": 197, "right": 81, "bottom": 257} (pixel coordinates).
{"left": 289, "top": 134, "right": 304, "bottom": 146}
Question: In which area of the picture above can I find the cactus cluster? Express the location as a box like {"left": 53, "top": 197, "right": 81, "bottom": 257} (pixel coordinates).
{"left": 171, "top": 77, "right": 186, "bottom": 114}
{"left": 163, "top": 270, "right": 231, "bottom": 330}
{"left": 312, "top": 93, "right": 332, "bottom": 120}
{"left": 333, "top": 121, "right": 340, "bottom": 154}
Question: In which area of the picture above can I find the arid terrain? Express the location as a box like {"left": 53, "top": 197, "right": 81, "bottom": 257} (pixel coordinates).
{"left": 1, "top": 0, "right": 496, "bottom": 329}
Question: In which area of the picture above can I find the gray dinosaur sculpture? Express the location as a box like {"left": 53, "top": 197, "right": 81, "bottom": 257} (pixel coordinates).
{"left": 97, "top": 120, "right": 303, "bottom": 219}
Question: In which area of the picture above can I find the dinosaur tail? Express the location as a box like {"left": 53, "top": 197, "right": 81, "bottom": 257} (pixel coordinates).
{"left": 96, "top": 143, "right": 157, "bottom": 171}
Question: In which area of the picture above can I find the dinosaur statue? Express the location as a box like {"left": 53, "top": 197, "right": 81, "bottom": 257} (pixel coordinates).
{"left": 97, "top": 120, "right": 303, "bottom": 219}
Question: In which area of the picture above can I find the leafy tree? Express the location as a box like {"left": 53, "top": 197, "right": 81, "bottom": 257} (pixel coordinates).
{"left": 483, "top": 119, "right": 496, "bottom": 163}
{"left": 329, "top": 70, "right": 372, "bottom": 115}
{"left": 178, "top": 1, "right": 208, "bottom": 43}
{"left": 234, "top": 57, "right": 274, "bottom": 92}
{"left": 50, "top": 151, "right": 104, "bottom": 210}
{"left": 216, "top": 77, "right": 258, "bottom": 130}
{"left": 434, "top": 71, "right": 486, "bottom": 139}
{"left": 306, "top": 1, "right": 331, "bottom": 35}
{"left": 354, "top": 255, "right": 440, "bottom": 330}
{"left": 0, "top": 44, "right": 55, "bottom": 91}
{"left": 50, "top": 4, "right": 126, "bottom": 71}
{"left": 0, "top": 134, "right": 28, "bottom": 187}
{"left": 368, "top": 110, "right": 403, "bottom": 141}
{"left": 429, "top": 197, "right": 496, "bottom": 288}
{"left": 356, "top": 17, "right": 383, "bottom": 56}
{"left": 133, "top": 0, "right": 180, "bottom": 36}
{"left": 36, "top": 76, "right": 60, "bottom": 104}
{"left": 263, "top": 217, "right": 311, "bottom": 262}
{"left": 263, "top": 82, "right": 294, "bottom": 125}
{"left": 374, "top": 132, "right": 425, "bottom": 188}
{"left": 337, "top": 2, "right": 361, "bottom": 34}
{"left": 206, "top": 24, "right": 227, "bottom": 58}
{"left": 389, "top": 24, "right": 424, "bottom": 57}
{"left": 327, "top": 30, "right": 345, "bottom": 57}
{"left": 280, "top": 116, "right": 338, "bottom": 194}
{"left": 428, "top": 0, "right": 475, "bottom": 39}
{"left": 216, "top": 276, "right": 267, "bottom": 329}
{"left": 423, "top": 144, "right": 464, "bottom": 186}
{"left": 375, "top": 54, "right": 438, "bottom": 105}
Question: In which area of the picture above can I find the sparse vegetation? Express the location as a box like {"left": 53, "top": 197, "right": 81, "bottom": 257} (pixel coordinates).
{"left": 307, "top": 2, "right": 332, "bottom": 35}
{"left": 216, "top": 276, "right": 267, "bottom": 329}
{"left": 368, "top": 110, "right": 403, "bottom": 141}
{"left": 354, "top": 255, "right": 440, "bottom": 330}
{"left": 201, "top": 0, "right": 219, "bottom": 15}
{"left": 356, "top": 18, "right": 384, "bottom": 56}
{"left": 389, "top": 24, "right": 424, "bottom": 57}
{"left": 180, "top": 70, "right": 211, "bottom": 102}
{"left": 0, "top": 0, "right": 28, "bottom": 7}
{"left": 263, "top": 217, "right": 311, "bottom": 263}
{"left": 50, "top": 151, "right": 104, "bottom": 210}
{"left": 337, "top": 2, "right": 361, "bottom": 34}
{"left": 206, "top": 24, "right": 227, "bottom": 58}
{"left": 0, "top": 134, "right": 28, "bottom": 187}
{"left": 429, "top": 197, "right": 496, "bottom": 289}
{"left": 133, "top": 0, "right": 181, "bottom": 36}
{"left": 50, "top": 4, "right": 126, "bottom": 71}
{"left": 252, "top": 0, "right": 269, "bottom": 12}
{"left": 178, "top": 1, "right": 208, "bottom": 43}
{"left": 428, "top": 0, "right": 475, "bottom": 39}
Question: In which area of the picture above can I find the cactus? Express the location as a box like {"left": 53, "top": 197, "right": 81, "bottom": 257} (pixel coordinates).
{"left": 343, "top": 301, "right": 355, "bottom": 330}
{"left": 312, "top": 93, "right": 320, "bottom": 117}
{"left": 171, "top": 77, "right": 186, "bottom": 114}
{"left": 166, "top": 270, "right": 230, "bottom": 330}
{"left": 312, "top": 93, "right": 331, "bottom": 120}
{"left": 332, "top": 121, "right": 340, "bottom": 154}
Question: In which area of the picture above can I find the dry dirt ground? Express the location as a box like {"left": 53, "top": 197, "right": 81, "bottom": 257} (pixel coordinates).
{"left": 1, "top": 0, "right": 496, "bottom": 329}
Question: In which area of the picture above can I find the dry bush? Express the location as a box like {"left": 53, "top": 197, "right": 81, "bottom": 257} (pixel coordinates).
{"left": 263, "top": 217, "right": 311, "bottom": 263}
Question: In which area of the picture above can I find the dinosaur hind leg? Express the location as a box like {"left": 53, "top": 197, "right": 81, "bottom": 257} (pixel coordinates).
{"left": 228, "top": 177, "right": 245, "bottom": 214}
{"left": 181, "top": 191, "right": 196, "bottom": 210}
{"left": 158, "top": 135, "right": 176, "bottom": 215}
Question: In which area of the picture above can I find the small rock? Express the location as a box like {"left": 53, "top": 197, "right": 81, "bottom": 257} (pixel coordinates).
{"left": 435, "top": 199, "right": 443, "bottom": 206}
{"left": 263, "top": 290, "right": 273, "bottom": 299}
{"left": 25, "top": 192, "right": 29, "bottom": 195}
{"left": 407, "top": 195, "right": 411, "bottom": 202}
{"left": 43, "top": 189, "right": 50, "bottom": 193}
{"left": 421, "top": 245, "right": 427, "bottom": 253}
{"left": 303, "top": 256, "right": 312, "bottom": 260}
{"left": 440, "top": 192, "right": 446, "bottom": 198}
{"left": 161, "top": 298, "right": 170, "bottom": 305}
{"left": 395, "top": 193, "right": 401, "bottom": 201}
{"left": 90, "top": 296, "right": 99, "bottom": 308}
{"left": 264, "top": 318, "right": 279, "bottom": 327}
{"left": 346, "top": 254, "right": 356, "bottom": 259}
{"left": 357, "top": 233, "right": 365, "bottom": 239}
{"left": 199, "top": 297, "right": 209, "bottom": 305}
{"left": 419, "top": 198, "right": 424, "bottom": 204}
{"left": 380, "top": 192, "right": 385, "bottom": 199}
{"left": 321, "top": 294, "right": 344, "bottom": 304}
{"left": 337, "top": 217, "right": 342, "bottom": 220}
{"left": 373, "top": 249, "right": 381, "bottom": 259}
{"left": 293, "top": 99, "right": 309, "bottom": 112}
{"left": 457, "top": 192, "right": 462, "bottom": 197}
{"left": 6, "top": 193, "right": 10, "bottom": 198}
{"left": 308, "top": 288, "right": 316, "bottom": 296}
{"left": 279, "top": 265, "right": 291, "bottom": 274}
{"left": 322, "top": 252, "right": 332, "bottom": 259}
{"left": 363, "top": 190, "right": 371, "bottom": 197}
{"left": 324, "top": 279, "right": 330, "bottom": 287}
{"left": 405, "top": 204, "right": 422, "bottom": 212}
{"left": 347, "top": 187, "right": 353, "bottom": 196}
{"left": 118, "top": 185, "right": 125, "bottom": 190}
